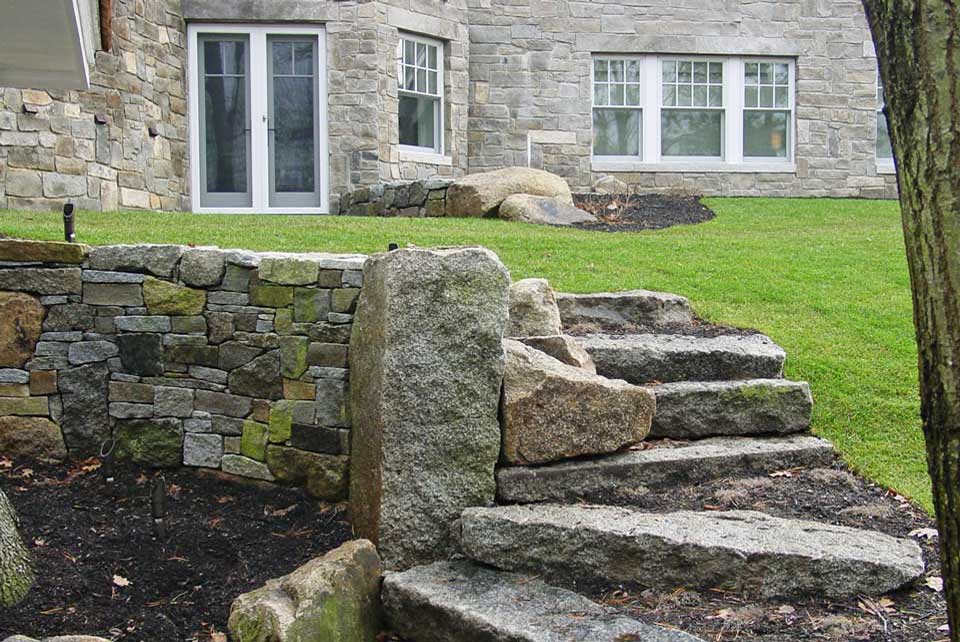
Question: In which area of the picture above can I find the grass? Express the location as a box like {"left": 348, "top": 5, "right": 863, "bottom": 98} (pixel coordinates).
{"left": 0, "top": 199, "right": 930, "bottom": 512}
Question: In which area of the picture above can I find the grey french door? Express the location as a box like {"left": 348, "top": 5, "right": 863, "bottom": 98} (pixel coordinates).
{"left": 194, "top": 27, "right": 325, "bottom": 212}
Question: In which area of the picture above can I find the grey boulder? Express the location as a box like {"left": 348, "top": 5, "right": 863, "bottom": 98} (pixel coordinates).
{"left": 517, "top": 335, "right": 596, "bottom": 373}
{"left": 460, "top": 505, "right": 925, "bottom": 599}
{"left": 508, "top": 278, "right": 562, "bottom": 337}
{"left": 382, "top": 561, "right": 704, "bottom": 642}
{"left": 498, "top": 194, "right": 596, "bottom": 226}
{"left": 445, "top": 167, "right": 573, "bottom": 217}
{"left": 556, "top": 290, "right": 694, "bottom": 332}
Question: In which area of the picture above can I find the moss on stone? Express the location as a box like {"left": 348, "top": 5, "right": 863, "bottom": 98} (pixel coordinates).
{"left": 241, "top": 420, "right": 269, "bottom": 461}
{"left": 280, "top": 336, "right": 309, "bottom": 379}
{"left": 268, "top": 401, "right": 294, "bottom": 444}
{"left": 113, "top": 419, "right": 183, "bottom": 468}
{"left": 143, "top": 277, "right": 206, "bottom": 315}
{"left": 250, "top": 285, "right": 294, "bottom": 308}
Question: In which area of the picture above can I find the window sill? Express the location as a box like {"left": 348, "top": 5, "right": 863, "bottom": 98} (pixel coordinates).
{"left": 399, "top": 149, "right": 453, "bottom": 166}
{"left": 592, "top": 159, "right": 797, "bottom": 174}
{"left": 877, "top": 161, "right": 896, "bottom": 175}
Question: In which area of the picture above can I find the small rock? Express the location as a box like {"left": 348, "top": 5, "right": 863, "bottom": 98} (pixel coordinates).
{"left": 221, "top": 454, "right": 275, "bottom": 481}
{"left": 592, "top": 175, "right": 629, "bottom": 194}
{"left": 228, "top": 540, "right": 381, "bottom": 642}
{"left": 517, "top": 335, "right": 596, "bottom": 372}
{"left": 266, "top": 446, "right": 349, "bottom": 500}
{"left": 508, "top": 278, "right": 562, "bottom": 337}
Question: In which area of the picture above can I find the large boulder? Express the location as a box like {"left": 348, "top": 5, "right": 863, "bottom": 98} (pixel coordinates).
{"left": 349, "top": 247, "right": 510, "bottom": 571}
{"left": 445, "top": 168, "right": 573, "bottom": 217}
{"left": 508, "top": 279, "right": 562, "bottom": 337}
{"left": 498, "top": 194, "right": 596, "bottom": 226}
{"left": 0, "top": 292, "right": 44, "bottom": 368}
{"left": 0, "top": 417, "right": 67, "bottom": 463}
{"left": 501, "top": 339, "right": 654, "bottom": 466}
{"left": 228, "top": 539, "right": 382, "bottom": 642}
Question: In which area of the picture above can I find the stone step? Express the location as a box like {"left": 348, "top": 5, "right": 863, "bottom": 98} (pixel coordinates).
{"left": 651, "top": 378, "right": 813, "bottom": 439}
{"left": 496, "top": 435, "right": 834, "bottom": 504}
{"left": 459, "top": 505, "right": 925, "bottom": 599}
{"left": 556, "top": 290, "right": 695, "bottom": 331}
{"left": 382, "top": 561, "right": 705, "bottom": 642}
{"left": 580, "top": 333, "right": 786, "bottom": 384}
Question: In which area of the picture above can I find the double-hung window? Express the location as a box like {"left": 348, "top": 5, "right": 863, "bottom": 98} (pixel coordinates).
{"left": 661, "top": 59, "right": 725, "bottom": 158}
{"left": 590, "top": 55, "right": 796, "bottom": 170}
{"left": 592, "top": 58, "right": 643, "bottom": 158}
{"left": 876, "top": 72, "right": 894, "bottom": 167}
{"left": 397, "top": 34, "right": 443, "bottom": 154}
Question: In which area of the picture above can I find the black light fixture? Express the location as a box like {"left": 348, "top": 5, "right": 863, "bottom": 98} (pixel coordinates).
{"left": 63, "top": 203, "right": 76, "bottom": 243}
{"left": 388, "top": 243, "right": 399, "bottom": 252}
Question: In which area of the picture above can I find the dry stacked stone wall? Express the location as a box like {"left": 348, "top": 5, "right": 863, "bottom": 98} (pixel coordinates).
{"left": 337, "top": 178, "right": 453, "bottom": 217}
{"left": 0, "top": 239, "right": 365, "bottom": 501}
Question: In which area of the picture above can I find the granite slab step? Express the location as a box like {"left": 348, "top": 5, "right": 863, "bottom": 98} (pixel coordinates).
{"left": 651, "top": 378, "right": 813, "bottom": 439}
{"left": 382, "top": 561, "right": 705, "bottom": 642}
{"left": 556, "top": 290, "right": 694, "bottom": 331}
{"left": 496, "top": 435, "right": 834, "bottom": 504}
{"left": 580, "top": 333, "right": 786, "bottom": 384}
{"left": 459, "top": 505, "right": 925, "bottom": 599}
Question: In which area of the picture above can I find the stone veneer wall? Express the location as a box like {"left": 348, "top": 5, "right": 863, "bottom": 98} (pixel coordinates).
{"left": 0, "top": 0, "right": 190, "bottom": 212}
{"left": 0, "top": 239, "right": 365, "bottom": 501}
{"left": 465, "top": 0, "right": 899, "bottom": 198}
{"left": 338, "top": 178, "right": 453, "bottom": 217}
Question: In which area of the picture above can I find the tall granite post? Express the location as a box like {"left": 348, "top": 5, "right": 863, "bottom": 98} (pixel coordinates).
{"left": 349, "top": 247, "right": 510, "bottom": 570}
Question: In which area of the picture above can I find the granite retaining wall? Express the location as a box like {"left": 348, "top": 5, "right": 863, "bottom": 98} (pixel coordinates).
{"left": 0, "top": 239, "right": 366, "bottom": 501}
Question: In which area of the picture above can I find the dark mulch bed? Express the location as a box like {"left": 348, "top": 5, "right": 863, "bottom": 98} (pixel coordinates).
{"left": 572, "top": 193, "right": 716, "bottom": 232}
{"left": 591, "top": 452, "right": 948, "bottom": 642}
{"left": 0, "top": 458, "right": 352, "bottom": 642}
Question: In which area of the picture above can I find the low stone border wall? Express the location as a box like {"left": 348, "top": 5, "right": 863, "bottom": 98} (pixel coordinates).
{"left": 336, "top": 178, "right": 453, "bottom": 217}
{"left": 0, "top": 239, "right": 366, "bottom": 501}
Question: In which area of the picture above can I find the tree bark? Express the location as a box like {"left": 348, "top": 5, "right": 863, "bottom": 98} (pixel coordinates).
{"left": 861, "top": 2, "right": 960, "bottom": 639}
{"left": 0, "top": 487, "right": 34, "bottom": 607}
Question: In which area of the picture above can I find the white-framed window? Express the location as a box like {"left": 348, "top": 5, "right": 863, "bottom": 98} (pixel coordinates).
{"left": 592, "top": 58, "right": 643, "bottom": 158}
{"left": 876, "top": 71, "right": 894, "bottom": 169}
{"left": 397, "top": 33, "right": 443, "bottom": 155}
{"left": 187, "top": 24, "right": 329, "bottom": 214}
{"left": 590, "top": 55, "right": 796, "bottom": 172}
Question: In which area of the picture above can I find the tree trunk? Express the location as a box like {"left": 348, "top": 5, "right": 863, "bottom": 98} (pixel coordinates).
{"left": 0, "top": 487, "right": 33, "bottom": 607}
{"left": 861, "top": 2, "right": 960, "bottom": 639}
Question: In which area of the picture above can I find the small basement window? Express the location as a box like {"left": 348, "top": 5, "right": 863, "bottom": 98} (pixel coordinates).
{"left": 397, "top": 34, "right": 444, "bottom": 154}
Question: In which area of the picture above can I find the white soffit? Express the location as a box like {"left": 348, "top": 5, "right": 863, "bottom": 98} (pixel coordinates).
{"left": 0, "top": 0, "right": 91, "bottom": 90}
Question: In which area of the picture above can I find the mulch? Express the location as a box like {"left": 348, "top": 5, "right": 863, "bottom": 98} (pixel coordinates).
{"left": 0, "top": 454, "right": 947, "bottom": 642}
{"left": 0, "top": 458, "right": 352, "bottom": 642}
{"left": 572, "top": 193, "right": 716, "bottom": 232}
{"left": 592, "top": 451, "right": 948, "bottom": 642}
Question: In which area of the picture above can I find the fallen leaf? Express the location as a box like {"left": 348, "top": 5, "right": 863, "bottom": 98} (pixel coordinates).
{"left": 168, "top": 484, "right": 183, "bottom": 498}
{"left": 113, "top": 574, "right": 131, "bottom": 587}
{"left": 32, "top": 538, "right": 46, "bottom": 547}
{"left": 910, "top": 527, "right": 939, "bottom": 541}
{"left": 925, "top": 576, "right": 944, "bottom": 593}
{"left": 769, "top": 470, "right": 794, "bottom": 478}
{"left": 0, "top": 457, "right": 13, "bottom": 470}
{"left": 135, "top": 472, "right": 149, "bottom": 486}
{"left": 777, "top": 605, "right": 796, "bottom": 615}
{"left": 209, "top": 632, "right": 227, "bottom": 642}
{"left": 266, "top": 504, "right": 298, "bottom": 517}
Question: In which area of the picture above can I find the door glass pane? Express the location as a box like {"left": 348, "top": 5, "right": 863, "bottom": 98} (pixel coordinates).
{"left": 744, "top": 110, "right": 789, "bottom": 158}
{"left": 202, "top": 38, "right": 249, "bottom": 197}
{"left": 271, "top": 39, "right": 316, "bottom": 194}
{"left": 399, "top": 95, "right": 437, "bottom": 149}
{"left": 877, "top": 113, "right": 894, "bottom": 159}
{"left": 661, "top": 109, "right": 723, "bottom": 157}
{"left": 593, "top": 108, "right": 641, "bottom": 157}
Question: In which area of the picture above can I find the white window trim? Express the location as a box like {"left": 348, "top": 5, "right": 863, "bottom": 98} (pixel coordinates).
{"left": 590, "top": 55, "right": 645, "bottom": 162}
{"left": 397, "top": 32, "right": 445, "bottom": 156}
{"left": 187, "top": 23, "right": 330, "bottom": 214}
{"left": 591, "top": 54, "right": 797, "bottom": 173}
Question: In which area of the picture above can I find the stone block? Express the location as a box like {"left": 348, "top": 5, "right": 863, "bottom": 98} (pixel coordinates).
{"left": 27, "top": 370, "right": 57, "bottom": 396}
{"left": 279, "top": 336, "right": 308, "bottom": 379}
{"left": 116, "top": 333, "right": 164, "bottom": 376}
{"left": 282, "top": 378, "right": 315, "bottom": 400}
{"left": 114, "top": 418, "right": 183, "bottom": 468}
{"left": 183, "top": 432, "right": 224, "bottom": 468}
{"left": 154, "top": 386, "right": 195, "bottom": 418}
{"left": 82, "top": 283, "right": 144, "bottom": 307}
{"left": 222, "top": 265, "right": 253, "bottom": 292}
{"left": 206, "top": 312, "right": 234, "bottom": 344}
{"left": 349, "top": 248, "right": 509, "bottom": 570}
{"left": 0, "top": 383, "right": 29, "bottom": 397}
{"left": 265, "top": 446, "right": 349, "bottom": 500}
{"left": 331, "top": 288, "right": 360, "bottom": 313}
{"left": 143, "top": 277, "right": 206, "bottom": 315}
{"left": 0, "top": 239, "right": 87, "bottom": 264}
{"left": 180, "top": 248, "right": 226, "bottom": 287}
{"left": 109, "top": 381, "right": 154, "bottom": 402}
{"left": 307, "top": 342, "right": 349, "bottom": 368}
{"left": 293, "top": 288, "right": 330, "bottom": 323}
{"left": 68, "top": 340, "right": 119, "bottom": 365}
{"left": 290, "top": 423, "right": 343, "bottom": 455}
{"left": 0, "top": 396, "right": 49, "bottom": 416}
{"left": 258, "top": 256, "right": 319, "bottom": 285}
{"left": 195, "top": 390, "right": 252, "bottom": 418}
{"left": 0, "top": 292, "right": 44, "bottom": 368}
{"left": 88, "top": 245, "right": 183, "bottom": 277}
{"left": 109, "top": 402, "right": 154, "bottom": 419}
{"left": 218, "top": 342, "right": 262, "bottom": 370}
{"left": 164, "top": 344, "right": 219, "bottom": 368}
{"left": 228, "top": 351, "right": 282, "bottom": 399}
{"left": 59, "top": 363, "right": 110, "bottom": 455}
{"left": 0, "top": 369, "right": 30, "bottom": 384}
{"left": 171, "top": 316, "right": 207, "bottom": 334}
{"left": 250, "top": 284, "right": 294, "bottom": 308}
{"left": 0, "top": 416, "right": 66, "bottom": 463}
{"left": 114, "top": 316, "right": 172, "bottom": 332}
{"left": 221, "top": 454, "right": 275, "bottom": 481}
{"left": 268, "top": 400, "right": 293, "bottom": 444}
{"left": 0, "top": 268, "right": 82, "bottom": 295}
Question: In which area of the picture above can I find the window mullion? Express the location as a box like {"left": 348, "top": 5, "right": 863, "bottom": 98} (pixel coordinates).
{"left": 644, "top": 55, "right": 660, "bottom": 163}
{"left": 727, "top": 57, "right": 743, "bottom": 165}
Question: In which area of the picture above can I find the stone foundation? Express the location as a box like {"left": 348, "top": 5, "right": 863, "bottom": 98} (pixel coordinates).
{"left": 0, "top": 239, "right": 365, "bottom": 500}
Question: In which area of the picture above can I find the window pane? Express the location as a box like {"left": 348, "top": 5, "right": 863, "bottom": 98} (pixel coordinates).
{"left": 610, "top": 60, "right": 625, "bottom": 82}
{"left": 678, "top": 61, "right": 692, "bottom": 83}
{"left": 662, "top": 60, "right": 677, "bottom": 83}
{"left": 745, "top": 62, "right": 758, "bottom": 85}
{"left": 745, "top": 86, "right": 758, "bottom": 108}
{"left": 594, "top": 84, "right": 608, "bottom": 106}
{"left": 760, "top": 86, "right": 774, "bottom": 108}
{"left": 744, "top": 110, "right": 789, "bottom": 158}
{"left": 626, "top": 84, "right": 641, "bottom": 106}
{"left": 775, "top": 63, "right": 789, "bottom": 85}
{"left": 662, "top": 85, "right": 676, "bottom": 107}
{"left": 759, "top": 62, "right": 773, "bottom": 84}
{"left": 677, "top": 84, "right": 691, "bottom": 106}
{"left": 626, "top": 60, "right": 641, "bottom": 83}
{"left": 774, "top": 86, "right": 789, "bottom": 108}
{"left": 205, "top": 40, "right": 246, "bottom": 75}
{"left": 273, "top": 76, "right": 315, "bottom": 192}
{"left": 709, "top": 62, "right": 723, "bottom": 83}
{"left": 610, "top": 84, "right": 625, "bottom": 106}
{"left": 399, "top": 95, "right": 437, "bottom": 150}
{"left": 593, "top": 108, "right": 641, "bottom": 156}
{"left": 271, "top": 42, "right": 293, "bottom": 75}
{"left": 428, "top": 45, "right": 438, "bottom": 70}
{"left": 693, "top": 85, "right": 708, "bottom": 107}
{"left": 428, "top": 71, "right": 438, "bottom": 95}
{"left": 693, "top": 61, "right": 708, "bottom": 83}
{"left": 204, "top": 75, "right": 248, "bottom": 192}
{"left": 417, "top": 42, "right": 427, "bottom": 67}
{"left": 404, "top": 40, "right": 415, "bottom": 65}
{"left": 294, "top": 42, "right": 313, "bottom": 75}
{"left": 877, "top": 113, "right": 894, "bottom": 159}
{"left": 661, "top": 109, "right": 722, "bottom": 157}
{"left": 417, "top": 68, "right": 427, "bottom": 93}
{"left": 595, "top": 59, "right": 608, "bottom": 82}
{"left": 404, "top": 65, "right": 415, "bottom": 91}
{"left": 709, "top": 86, "right": 723, "bottom": 107}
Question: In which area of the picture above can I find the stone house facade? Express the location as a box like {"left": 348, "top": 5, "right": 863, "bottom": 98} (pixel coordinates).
{"left": 0, "top": 0, "right": 897, "bottom": 215}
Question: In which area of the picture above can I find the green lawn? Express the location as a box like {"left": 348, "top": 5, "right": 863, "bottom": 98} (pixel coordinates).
{"left": 0, "top": 199, "right": 930, "bottom": 511}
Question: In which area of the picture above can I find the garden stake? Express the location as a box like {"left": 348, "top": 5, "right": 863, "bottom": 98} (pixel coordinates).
{"left": 151, "top": 476, "right": 167, "bottom": 540}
